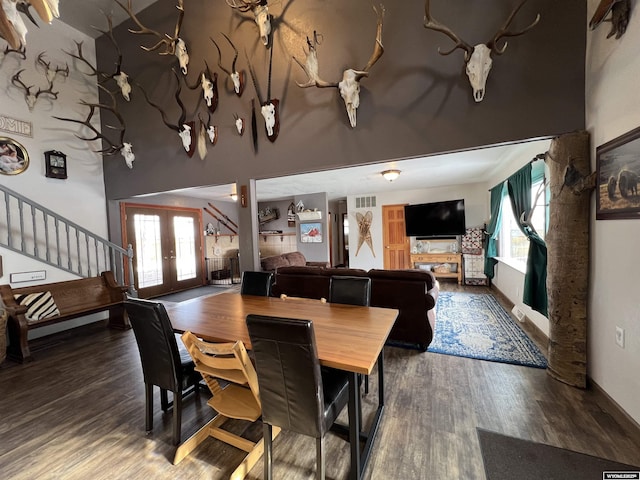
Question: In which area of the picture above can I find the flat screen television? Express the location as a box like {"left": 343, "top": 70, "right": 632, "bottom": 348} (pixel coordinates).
{"left": 404, "top": 199, "right": 466, "bottom": 237}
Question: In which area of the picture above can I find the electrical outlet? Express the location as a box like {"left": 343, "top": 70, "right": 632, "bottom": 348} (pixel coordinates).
{"left": 615, "top": 326, "right": 625, "bottom": 348}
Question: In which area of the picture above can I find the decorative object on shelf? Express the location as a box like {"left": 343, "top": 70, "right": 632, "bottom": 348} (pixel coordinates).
{"left": 432, "top": 263, "right": 452, "bottom": 274}
{"left": 355, "top": 210, "right": 375, "bottom": 257}
{"left": 589, "top": 0, "right": 630, "bottom": 39}
{"left": 381, "top": 169, "right": 400, "bottom": 182}
{"left": 211, "top": 34, "right": 245, "bottom": 96}
{"left": 296, "top": 210, "right": 322, "bottom": 221}
{"left": 300, "top": 222, "right": 323, "bottom": 243}
{"left": 114, "top": 0, "right": 189, "bottom": 75}
{"left": 423, "top": 0, "right": 540, "bottom": 103}
{"left": 596, "top": 125, "right": 640, "bottom": 220}
{"left": 287, "top": 202, "right": 296, "bottom": 226}
{"left": 293, "top": 5, "right": 385, "bottom": 128}
{"left": 247, "top": 46, "right": 280, "bottom": 142}
{"left": 44, "top": 150, "right": 67, "bottom": 179}
{"left": 10, "top": 68, "right": 59, "bottom": 110}
{"left": 0, "top": 136, "right": 29, "bottom": 175}
{"left": 258, "top": 206, "right": 280, "bottom": 224}
{"left": 295, "top": 200, "right": 304, "bottom": 212}
{"left": 53, "top": 85, "right": 136, "bottom": 169}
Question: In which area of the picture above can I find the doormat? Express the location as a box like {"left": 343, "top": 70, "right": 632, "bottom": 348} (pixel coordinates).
{"left": 427, "top": 292, "right": 547, "bottom": 368}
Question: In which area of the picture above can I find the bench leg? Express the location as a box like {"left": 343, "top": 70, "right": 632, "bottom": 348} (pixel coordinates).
{"left": 6, "top": 316, "right": 32, "bottom": 363}
{"left": 108, "top": 305, "right": 130, "bottom": 330}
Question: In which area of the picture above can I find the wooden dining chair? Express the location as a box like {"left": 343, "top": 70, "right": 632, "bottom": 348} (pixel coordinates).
{"left": 329, "top": 275, "right": 372, "bottom": 394}
{"left": 240, "top": 271, "right": 274, "bottom": 296}
{"left": 124, "top": 298, "right": 201, "bottom": 445}
{"left": 174, "top": 331, "right": 280, "bottom": 477}
{"left": 246, "top": 314, "right": 349, "bottom": 480}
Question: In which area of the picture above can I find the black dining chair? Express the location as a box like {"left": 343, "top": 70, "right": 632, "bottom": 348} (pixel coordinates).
{"left": 246, "top": 314, "right": 349, "bottom": 480}
{"left": 240, "top": 271, "right": 274, "bottom": 296}
{"left": 124, "top": 297, "right": 201, "bottom": 445}
{"left": 329, "top": 275, "right": 372, "bottom": 394}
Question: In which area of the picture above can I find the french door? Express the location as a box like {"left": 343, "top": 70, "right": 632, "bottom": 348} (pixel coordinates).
{"left": 122, "top": 204, "right": 204, "bottom": 298}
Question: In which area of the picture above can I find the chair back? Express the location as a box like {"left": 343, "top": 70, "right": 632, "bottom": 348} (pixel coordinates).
{"left": 246, "top": 314, "right": 326, "bottom": 438}
{"left": 124, "top": 298, "right": 182, "bottom": 392}
{"left": 329, "top": 276, "right": 371, "bottom": 306}
{"left": 241, "top": 271, "right": 274, "bottom": 296}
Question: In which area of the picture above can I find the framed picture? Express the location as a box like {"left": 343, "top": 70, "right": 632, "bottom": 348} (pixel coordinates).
{"left": 300, "top": 222, "right": 323, "bottom": 243}
{"left": 596, "top": 126, "right": 640, "bottom": 220}
{"left": 0, "top": 136, "right": 29, "bottom": 175}
{"left": 44, "top": 150, "right": 67, "bottom": 179}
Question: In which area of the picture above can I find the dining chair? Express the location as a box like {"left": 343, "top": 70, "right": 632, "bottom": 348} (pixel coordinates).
{"left": 329, "top": 275, "right": 372, "bottom": 394}
{"left": 240, "top": 271, "right": 274, "bottom": 296}
{"left": 124, "top": 297, "right": 201, "bottom": 445}
{"left": 175, "top": 331, "right": 280, "bottom": 475}
{"left": 246, "top": 314, "right": 349, "bottom": 480}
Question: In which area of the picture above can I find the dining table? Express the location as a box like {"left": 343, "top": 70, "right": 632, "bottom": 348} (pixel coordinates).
{"left": 165, "top": 291, "right": 398, "bottom": 480}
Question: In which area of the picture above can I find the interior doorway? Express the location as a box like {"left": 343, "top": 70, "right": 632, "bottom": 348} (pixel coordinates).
{"left": 122, "top": 203, "right": 204, "bottom": 298}
{"left": 382, "top": 204, "right": 410, "bottom": 270}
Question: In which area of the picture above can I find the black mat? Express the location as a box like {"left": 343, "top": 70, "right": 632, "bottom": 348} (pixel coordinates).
{"left": 153, "top": 285, "right": 232, "bottom": 303}
{"left": 477, "top": 428, "right": 640, "bottom": 480}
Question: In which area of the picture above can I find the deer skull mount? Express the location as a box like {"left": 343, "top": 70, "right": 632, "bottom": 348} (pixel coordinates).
{"left": 293, "top": 5, "right": 385, "bottom": 128}
{"left": 212, "top": 34, "right": 245, "bottom": 97}
{"left": 187, "top": 62, "right": 218, "bottom": 112}
{"left": 234, "top": 114, "right": 245, "bottom": 136}
{"left": 423, "top": 0, "right": 540, "bottom": 103}
{"left": 11, "top": 68, "right": 58, "bottom": 110}
{"left": 226, "top": 0, "right": 272, "bottom": 47}
{"left": 121, "top": 143, "right": 135, "bottom": 169}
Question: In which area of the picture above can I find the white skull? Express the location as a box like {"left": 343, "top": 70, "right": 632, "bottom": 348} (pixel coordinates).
{"left": 2, "top": 0, "right": 28, "bottom": 46}
{"left": 231, "top": 71, "right": 241, "bottom": 94}
{"left": 465, "top": 44, "right": 493, "bottom": 103}
{"left": 338, "top": 69, "right": 367, "bottom": 128}
{"left": 178, "top": 124, "right": 192, "bottom": 152}
{"left": 48, "top": 0, "right": 60, "bottom": 18}
{"left": 114, "top": 72, "right": 131, "bottom": 101}
{"left": 253, "top": 4, "right": 271, "bottom": 46}
{"left": 235, "top": 117, "right": 244, "bottom": 135}
{"left": 120, "top": 143, "right": 135, "bottom": 169}
{"left": 175, "top": 38, "right": 189, "bottom": 75}
{"left": 207, "top": 125, "right": 217, "bottom": 144}
{"left": 25, "top": 93, "right": 37, "bottom": 110}
{"left": 201, "top": 73, "right": 214, "bottom": 107}
{"left": 261, "top": 102, "right": 276, "bottom": 136}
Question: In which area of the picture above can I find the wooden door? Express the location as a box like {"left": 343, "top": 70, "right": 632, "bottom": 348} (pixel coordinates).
{"left": 122, "top": 204, "right": 204, "bottom": 298}
{"left": 382, "top": 204, "right": 410, "bottom": 270}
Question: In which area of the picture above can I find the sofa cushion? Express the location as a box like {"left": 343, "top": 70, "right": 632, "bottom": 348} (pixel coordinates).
{"left": 367, "top": 269, "right": 436, "bottom": 290}
{"left": 282, "top": 251, "right": 307, "bottom": 266}
{"left": 14, "top": 291, "right": 60, "bottom": 323}
{"left": 261, "top": 254, "right": 293, "bottom": 271}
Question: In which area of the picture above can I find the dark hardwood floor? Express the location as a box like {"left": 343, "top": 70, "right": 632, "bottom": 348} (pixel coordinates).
{"left": 1, "top": 282, "right": 639, "bottom": 479}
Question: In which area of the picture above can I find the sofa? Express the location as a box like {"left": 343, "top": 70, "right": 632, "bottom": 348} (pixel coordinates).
{"left": 260, "top": 251, "right": 331, "bottom": 272}
{"left": 270, "top": 266, "right": 439, "bottom": 350}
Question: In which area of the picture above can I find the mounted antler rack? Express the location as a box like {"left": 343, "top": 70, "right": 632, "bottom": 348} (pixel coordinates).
{"left": 11, "top": 69, "right": 58, "bottom": 110}
{"left": 2, "top": 44, "right": 26, "bottom": 60}
{"left": 211, "top": 33, "right": 245, "bottom": 97}
{"left": 53, "top": 84, "right": 135, "bottom": 169}
{"left": 246, "top": 46, "right": 280, "bottom": 142}
{"left": 36, "top": 52, "right": 69, "bottom": 83}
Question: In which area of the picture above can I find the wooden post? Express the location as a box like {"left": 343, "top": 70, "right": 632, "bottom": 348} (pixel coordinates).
{"left": 545, "top": 130, "right": 594, "bottom": 388}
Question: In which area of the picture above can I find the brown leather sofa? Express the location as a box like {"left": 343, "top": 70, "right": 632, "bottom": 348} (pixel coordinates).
{"left": 260, "top": 251, "right": 330, "bottom": 272}
{"left": 270, "top": 266, "right": 438, "bottom": 350}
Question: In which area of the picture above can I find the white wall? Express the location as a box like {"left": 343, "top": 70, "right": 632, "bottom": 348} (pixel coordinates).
{"left": 586, "top": 0, "right": 640, "bottom": 424}
{"left": 1, "top": 21, "right": 108, "bottom": 335}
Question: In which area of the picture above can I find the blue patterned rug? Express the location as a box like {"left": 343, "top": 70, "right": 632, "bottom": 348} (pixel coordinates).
{"left": 428, "top": 292, "right": 547, "bottom": 368}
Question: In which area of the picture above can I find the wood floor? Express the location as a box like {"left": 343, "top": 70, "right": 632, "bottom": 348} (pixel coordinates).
{"left": 1, "top": 282, "right": 639, "bottom": 480}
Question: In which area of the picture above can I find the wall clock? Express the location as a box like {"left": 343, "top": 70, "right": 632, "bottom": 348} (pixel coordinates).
{"left": 44, "top": 150, "right": 67, "bottom": 179}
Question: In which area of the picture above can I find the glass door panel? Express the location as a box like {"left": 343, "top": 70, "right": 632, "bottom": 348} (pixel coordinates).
{"left": 133, "top": 213, "right": 164, "bottom": 288}
{"left": 174, "top": 216, "right": 197, "bottom": 282}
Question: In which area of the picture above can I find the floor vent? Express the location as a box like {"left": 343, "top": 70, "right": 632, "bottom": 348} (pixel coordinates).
{"left": 355, "top": 196, "right": 376, "bottom": 208}
{"left": 511, "top": 305, "right": 526, "bottom": 322}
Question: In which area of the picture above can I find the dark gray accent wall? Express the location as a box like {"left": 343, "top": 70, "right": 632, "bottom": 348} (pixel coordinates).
{"left": 97, "top": 0, "right": 585, "bottom": 200}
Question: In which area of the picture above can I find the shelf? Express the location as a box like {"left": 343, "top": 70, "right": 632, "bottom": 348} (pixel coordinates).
{"left": 260, "top": 232, "right": 296, "bottom": 242}
{"left": 297, "top": 211, "right": 322, "bottom": 221}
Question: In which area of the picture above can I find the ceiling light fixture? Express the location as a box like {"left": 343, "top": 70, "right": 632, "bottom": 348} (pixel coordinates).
{"left": 381, "top": 169, "right": 401, "bottom": 182}
{"left": 230, "top": 193, "right": 238, "bottom": 201}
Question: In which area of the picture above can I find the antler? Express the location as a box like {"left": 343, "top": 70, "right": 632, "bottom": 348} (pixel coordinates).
{"left": 226, "top": 0, "right": 264, "bottom": 13}
{"left": 293, "top": 31, "right": 338, "bottom": 88}
{"left": 11, "top": 70, "right": 34, "bottom": 99}
{"left": 64, "top": 40, "right": 103, "bottom": 80}
{"left": 3, "top": 44, "right": 27, "bottom": 60}
{"left": 211, "top": 37, "right": 230, "bottom": 76}
{"left": 423, "top": 0, "right": 473, "bottom": 60}
{"left": 92, "top": 13, "right": 124, "bottom": 76}
{"left": 113, "top": 0, "right": 184, "bottom": 56}
{"left": 139, "top": 69, "right": 187, "bottom": 132}
{"left": 487, "top": 0, "right": 540, "bottom": 54}
{"left": 362, "top": 4, "right": 385, "bottom": 72}
{"left": 36, "top": 52, "right": 69, "bottom": 83}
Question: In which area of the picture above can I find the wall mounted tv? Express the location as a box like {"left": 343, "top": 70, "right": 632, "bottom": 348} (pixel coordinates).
{"left": 404, "top": 199, "right": 466, "bottom": 238}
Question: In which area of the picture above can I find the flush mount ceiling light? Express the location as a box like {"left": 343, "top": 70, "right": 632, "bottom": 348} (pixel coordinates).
{"left": 381, "top": 169, "right": 401, "bottom": 182}
{"left": 230, "top": 193, "right": 238, "bottom": 201}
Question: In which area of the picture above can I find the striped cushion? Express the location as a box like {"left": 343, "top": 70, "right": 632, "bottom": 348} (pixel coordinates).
{"left": 14, "top": 291, "right": 60, "bottom": 323}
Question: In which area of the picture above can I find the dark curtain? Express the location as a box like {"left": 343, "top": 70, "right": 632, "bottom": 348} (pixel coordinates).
{"left": 506, "top": 164, "right": 548, "bottom": 316}
{"left": 484, "top": 183, "right": 504, "bottom": 279}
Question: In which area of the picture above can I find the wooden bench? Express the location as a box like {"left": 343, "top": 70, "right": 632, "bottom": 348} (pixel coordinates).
{"left": 0, "top": 271, "right": 130, "bottom": 363}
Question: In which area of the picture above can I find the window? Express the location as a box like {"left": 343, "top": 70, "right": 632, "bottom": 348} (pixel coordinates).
{"left": 498, "top": 180, "right": 546, "bottom": 268}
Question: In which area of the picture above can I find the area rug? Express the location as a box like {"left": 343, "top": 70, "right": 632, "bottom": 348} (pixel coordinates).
{"left": 153, "top": 285, "right": 234, "bottom": 303}
{"left": 427, "top": 292, "right": 547, "bottom": 368}
{"left": 477, "top": 428, "right": 640, "bottom": 480}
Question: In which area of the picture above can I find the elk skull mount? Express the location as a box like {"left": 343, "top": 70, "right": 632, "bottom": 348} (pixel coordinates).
{"left": 294, "top": 4, "right": 385, "bottom": 128}
{"left": 423, "top": 0, "right": 540, "bottom": 103}
{"left": 113, "top": 0, "right": 189, "bottom": 75}
{"left": 226, "top": 0, "right": 271, "bottom": 47}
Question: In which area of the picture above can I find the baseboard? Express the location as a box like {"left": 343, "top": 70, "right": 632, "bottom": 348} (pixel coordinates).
{"left": 588, "top": 377, "right": 640, "bottom": 439}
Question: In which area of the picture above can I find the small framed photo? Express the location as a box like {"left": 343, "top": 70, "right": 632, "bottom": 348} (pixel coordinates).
{"left": 300, "top": 222, "right": 323, "bottom": 243}
{"left": 596, "top": 126, "right": 640, "bottom": 220}
{"left": 0, "top": 136, "right": 29, "bottom": 175}
{"left": 45, "top": 150, "right": 67, "bottom": 179}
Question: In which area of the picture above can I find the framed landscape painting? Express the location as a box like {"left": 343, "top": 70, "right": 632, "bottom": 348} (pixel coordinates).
{"left": 596, "top": 126, "right": 640, "bottom": 220}
{"left": 300, "top": 222, "right": 323, "bottom": 243}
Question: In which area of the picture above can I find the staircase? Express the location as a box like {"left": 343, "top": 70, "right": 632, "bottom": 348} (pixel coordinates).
{"left": 0, "top": 183, "right": 134, "bottom": 294}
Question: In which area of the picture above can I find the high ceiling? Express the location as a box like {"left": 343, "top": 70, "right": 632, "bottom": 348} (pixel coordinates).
{"left": 58, "top": 0, "right": 157, "bottom": 38}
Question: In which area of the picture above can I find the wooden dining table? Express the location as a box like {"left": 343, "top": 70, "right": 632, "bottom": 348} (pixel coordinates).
{"left": 166, "top": 292, "right": 398, "bottom": 480}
